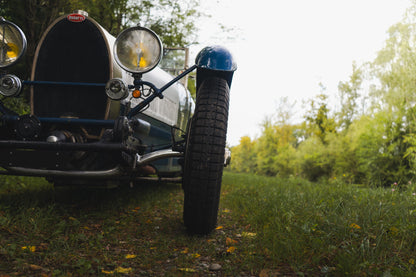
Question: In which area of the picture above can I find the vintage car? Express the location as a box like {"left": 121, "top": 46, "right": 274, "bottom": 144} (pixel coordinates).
{"left": 0, "top": 11, "right": 236, "bottom": 235}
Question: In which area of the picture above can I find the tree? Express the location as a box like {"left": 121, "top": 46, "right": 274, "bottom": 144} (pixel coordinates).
{"left": 303, "top": 92, "right": 336, "bottom": 143}
{"left": 136, "top": 0, "right": 201, "bottom": 47}
{"left": 230, "top": 136, "right": 257, "bottom": 174}
{"left": 0, "top": 0, "right": 71, "bottom": 78}
{"left": 337, "top": 63, "right": 363, "bottom": 131}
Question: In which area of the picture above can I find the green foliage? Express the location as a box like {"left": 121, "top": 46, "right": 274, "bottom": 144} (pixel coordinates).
{"left": 230, "top": 136, "right": 257, "bottom": 173}
{"left": 297, "top": 136, "right": 334, "bottom": 181}
{"left": 337, "top": 62, "right": 363, "bottom": 131}
{"left": 230, "top": 2, "right": 416, "bottom": 186}
{"left": 303, "top": 91, "right": 336, "bottom": 143}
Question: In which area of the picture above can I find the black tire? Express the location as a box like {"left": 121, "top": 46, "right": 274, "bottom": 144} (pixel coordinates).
{"left": 183, "top": 77, "right": 230, "bottom": 235}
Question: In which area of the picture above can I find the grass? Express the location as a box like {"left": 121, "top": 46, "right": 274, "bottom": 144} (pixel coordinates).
{"left": 1, "top": 173, "right": 416, "bottom": 276}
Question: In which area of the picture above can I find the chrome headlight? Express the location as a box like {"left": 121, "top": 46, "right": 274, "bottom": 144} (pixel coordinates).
{"left": 0, "top": 74, "right": 22, "bottom": 97}
{"left": 114, "top": 26, "right": 162, "bottom": 74}
{"left": 0, "top": 18, "right": 27, "bottom": 68}
{"left": 105, "top": 78, "right": 128, "bottom": 100}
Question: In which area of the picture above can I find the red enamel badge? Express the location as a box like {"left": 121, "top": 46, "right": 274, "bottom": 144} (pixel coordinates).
{"left": 67, "top": 14, "right": 85, "bottom": 23}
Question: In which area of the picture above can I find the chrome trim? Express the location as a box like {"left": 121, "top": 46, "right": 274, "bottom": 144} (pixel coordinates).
{"left": 136, "top": 149, "right": 183, "bottom": 166}
{"left": 4, "top": 166, "right": 123, "bottom": 179}
{"left": 224, "top": 148, "right": 231, "bottom": 166}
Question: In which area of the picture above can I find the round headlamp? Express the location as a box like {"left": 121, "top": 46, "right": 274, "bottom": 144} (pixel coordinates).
{"left": 0, "top": 74, "right": 22, "bottom": 97}
{"left": 105, "top": 78, "right": 129, "bottom": 100}
{"left": 114, "top": 26, "right": 162, "bottom": 74}
{"left": 0, "top": 18, "right": 27, "bottom": 68}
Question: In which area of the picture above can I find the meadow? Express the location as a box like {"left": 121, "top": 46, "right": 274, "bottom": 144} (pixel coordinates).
{"left": 1, "top": 172, "right": 416, "bottom": 276}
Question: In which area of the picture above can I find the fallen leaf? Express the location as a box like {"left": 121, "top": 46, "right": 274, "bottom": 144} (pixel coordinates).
{"left": 101, "top": 269, "right": 115, "bottom": 274}
{"left": 29, "top": 264, "right": 43, "bottom": 271}
{"left": 226, "top": 237, "right": 238, "bottom": 245}
{"left": 22, "top": 246, "right": 36, "bottom": 252}
{"left": 226, "top": 246, "right": 236, "bottom": 253}
{"left": 115, "top": 266, "right": 132, "bottom": 274}
{"left": 242, "top": 232, "right": 257, "bottom": 238}
{"left": 191, "top": 253, "right": 201, "bottom": 258}
{"left": 178, "top": 268, "right": 196, "bottom": 272}
{"left": 125, "top": 254, "right": 137, "bottom": 259}
{"left": 259, "top": 269, "right": 271, "bottom": 277}
{"left": 215, "top": 226, "right": 223, "bottom": 230}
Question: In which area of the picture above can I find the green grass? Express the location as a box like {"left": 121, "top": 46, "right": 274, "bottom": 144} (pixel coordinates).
{"left": 222, "top": 173, "right": 416, "bottom": 276}
{"left": 1, "top": 173, "right": 416, "bottom": 276}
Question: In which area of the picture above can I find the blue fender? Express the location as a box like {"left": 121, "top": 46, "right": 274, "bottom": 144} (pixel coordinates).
{"left": 195, "top": 45, "right": 237, "bottom": 89}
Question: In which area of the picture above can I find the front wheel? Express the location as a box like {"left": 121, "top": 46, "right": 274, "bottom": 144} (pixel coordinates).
{"left": 183, "top": 77, "right": 230, "bottom": 235}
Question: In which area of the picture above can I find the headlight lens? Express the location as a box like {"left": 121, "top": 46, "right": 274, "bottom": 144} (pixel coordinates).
{"left": 0, "top": 18, "right": 27, "bottom": 68}
{"left": 105, "top": 78, "right": 129, "bottom": 100}
{"left": 0, "top": 74, "right": 22, "bottom": 97}
{"left": 114, "top": 26, "right": 162, "bottom": 74}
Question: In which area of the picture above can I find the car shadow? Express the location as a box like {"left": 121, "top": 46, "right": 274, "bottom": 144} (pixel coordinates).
{"left": 0, "top": 176, "right": 183, "bottom": 215}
